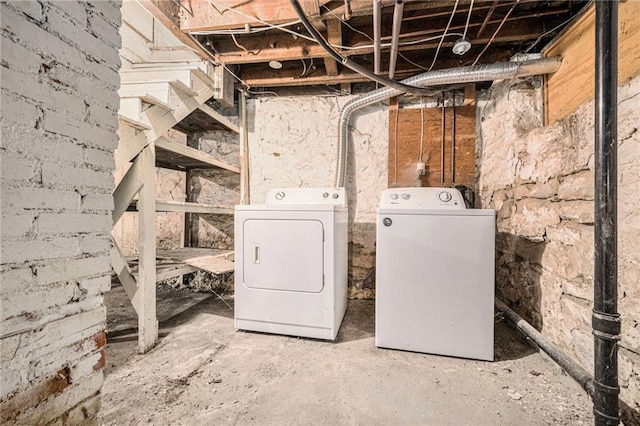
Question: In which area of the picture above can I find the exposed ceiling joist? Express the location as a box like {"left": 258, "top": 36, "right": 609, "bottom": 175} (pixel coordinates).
{"left": 169, "top": 0, "right": 589, "bottom": 90}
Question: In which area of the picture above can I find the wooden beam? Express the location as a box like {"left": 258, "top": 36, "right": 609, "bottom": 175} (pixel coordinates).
{"left": 180, "top": 0, "right": 333, "bottom": 32}
{"left": 155, "top": 137, "right": 240, "bottom": 172}
{"left": 243, "top": 70, "right": 372, "bottom": 87}
{"left": 477, "top": 0, "right": 499, "bottom": 38}
{"left": 181, "top": 0, "right": 497, "bottom": 32}
{"left": 110, "top": 241, "right": 140, "bottom": 316}
{"left": 240, "top": 46, "right": 515, "bottom": 87}
{"left": 198, "top": 104, "right": 240, "bottom": 133}
{"left": 155, "top": 201, "right": 234, "bottom": 214}
{"left": 210, "top": 15, "right": 558, "bottom": 65}
{"left": 138, "top": 0, "right": 213, "bottom": 61}
{"left": 213, "top": 36, "right": 330, "bottom": 65}
{"left": 112, "top": 155, "right": 144, "bottom": 225}
{"left": 239, "top": 92, "right": 250, "bottom": 204}
{"left": 137, "top": 143, "right": 158, "bottom": 354}
{"left": 324, "top": 19, "right": 342, "bottom": 77}
{"left": 464, "top": 84, "right": 476, "bottom": 106}
{"left": 543, "top": 1, "right": 640, "bottom": 124}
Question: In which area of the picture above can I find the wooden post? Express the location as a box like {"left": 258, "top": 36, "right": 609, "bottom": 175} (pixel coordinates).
{"left": 239, "top": 92, "right": 250, "bottom": 204}
{"left": 137, "top": 143, "right": 158, "bottom": 353}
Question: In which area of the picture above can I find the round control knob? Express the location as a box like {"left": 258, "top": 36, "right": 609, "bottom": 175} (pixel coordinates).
{"left": 275, "top": 191, "right": 286, "bottom": 200}
{"left": 390, "top": 194, "right": 399, "bottom": 200}
{"left": 383, "top": 217, "right": 392, "bottom": 227}
{"left": 438, "top": 191, "right": 452, "bottom": 202}
{"left": 323, "top": 192, "right": 329, "bottom": 198}
{"left": 401, "top": 193, "right": 410, "bottom": 200}
{"left": 332, "top": 193, "right": 339, "bottom": 199}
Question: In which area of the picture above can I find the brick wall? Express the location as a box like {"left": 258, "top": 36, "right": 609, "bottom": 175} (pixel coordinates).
{"left": 0, "top": 1, "right": 121, "bottom": 424}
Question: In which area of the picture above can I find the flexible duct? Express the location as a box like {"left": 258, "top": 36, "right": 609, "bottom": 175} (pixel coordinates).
{"left": 334, "top": 56, "right": 562, "bottom": 187}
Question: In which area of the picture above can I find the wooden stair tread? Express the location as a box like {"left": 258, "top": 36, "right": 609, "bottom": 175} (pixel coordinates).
{"left": 127, "top": 248, "right": 235, "bottom": 280}
{"left": 155, "top": 138, "right": 240, "bottom": 172}
{"left": 127, "top": 199, "right": 234, "bottom": 214}
{"left": 158, "top": 248, "right": 235, "bottom": 275}
{"left": 118, "top": 114, "right": 151, "bottom": 130}
{"left": 138, "top": 94, "right": 174, "bottom": 111}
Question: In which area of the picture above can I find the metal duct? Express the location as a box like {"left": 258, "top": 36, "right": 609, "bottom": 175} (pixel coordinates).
{"left": 334, "top": 56, "right": 562, "bottom": 187}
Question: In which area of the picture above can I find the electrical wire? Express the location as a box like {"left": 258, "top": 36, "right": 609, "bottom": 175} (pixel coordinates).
{"left": 299, "top": 59, "right": 308, "bottom": 78}
{"left": 428, "top": 0, "right": 460, "bottom": 71}
{"left": 190, "top": 19, "right": 304, "bottom": 36}
{"left": 230, "top": 33, "right": 260, "bottom": 55}
{"left": 462, "top": 0, "right": 474, "bottom": 40}
{"left": 523, "top": 13, "right": 579, "bottom": 53}
{"left": 246, "top": 88, "right": 280, "bottom": 97}
{"left": 394, "top": 105, "right": 399, "bottom": 185}
{"left": 320, "top": 3, "right": 371, "bottom": 41}
{"left": 290, "top": 0, "right": 435, "bottom": 95}
{"left": 207, "top": 0, "right": 317, "bottom": 42}
{"left": 419, "top": 98, "right": 424, "bottom": 163}
{"left": 472, "top": 0, "right": 520, "bottom": 66}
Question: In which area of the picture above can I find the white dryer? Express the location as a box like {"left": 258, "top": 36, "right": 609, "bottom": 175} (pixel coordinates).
{"left": 375, "top": 187, "right": 495, "bottom": 361}
{"left": 234, "top": 188, "right": 348, "bottom": 340}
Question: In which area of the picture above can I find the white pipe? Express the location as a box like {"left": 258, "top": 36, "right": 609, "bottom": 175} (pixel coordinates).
{"left": 373, "top": 0, "right": 382, "bottom": 75}
{"left": 334, "top": 57, "right": 562, "bottom": 187}
{"left": 388, "top": 0, "right": 404, "bottom": 79}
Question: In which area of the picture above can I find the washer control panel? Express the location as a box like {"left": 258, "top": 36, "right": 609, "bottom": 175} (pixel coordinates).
{"left": 380, "top": 187, "right": 466, "bottom": 209}
{"left": 266, "top": 187, "right": 347, "bottom": 206}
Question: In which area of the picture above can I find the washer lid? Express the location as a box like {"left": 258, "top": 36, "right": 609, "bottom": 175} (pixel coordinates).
{"left": 379, "top": 187, "right": 466, "bottom": 210}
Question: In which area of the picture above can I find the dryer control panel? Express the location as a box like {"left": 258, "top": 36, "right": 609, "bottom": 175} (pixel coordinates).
{"left": 379, "top": 187, "right": 466, "bottom": 209}
{"left": 266, "top": 187, "right": 347, "bottom": 207}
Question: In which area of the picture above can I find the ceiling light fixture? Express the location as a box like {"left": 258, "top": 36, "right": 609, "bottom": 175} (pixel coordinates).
{"left": 452, "top": 37, "right": 471, "bottom": 55}
{"left": 268, "top": 60, "right": 283, "bottom": 69}
{"left": 453, "top": 0, "right": 474, "bottom": 56}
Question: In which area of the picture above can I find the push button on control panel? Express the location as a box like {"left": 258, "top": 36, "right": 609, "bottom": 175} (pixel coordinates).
{"left": 401, "top": 193, "right": 410, "bottom": 200}
{"left": 390, "top": 194, "right": 399, "bottom": 200}
{"left": 438, "top": 191, "right": 452, "bottom": 202}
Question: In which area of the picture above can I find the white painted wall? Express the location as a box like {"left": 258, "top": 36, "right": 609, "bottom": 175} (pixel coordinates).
{"left": 0, "top": 1, "right": 121, "bottom": 423}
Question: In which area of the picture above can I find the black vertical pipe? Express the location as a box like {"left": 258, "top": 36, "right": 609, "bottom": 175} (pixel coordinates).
{"left": 593, "top": 1, "right": 620, "bottom": 425}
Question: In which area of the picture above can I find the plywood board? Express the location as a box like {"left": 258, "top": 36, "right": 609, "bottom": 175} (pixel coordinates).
{"left": 156, "top": 248, "right": 235, "bottom": 274}
{"left": 388, "top": 104, "right": 476, "bottom": 189}
{"left": 544, "top": 1, "right": 640, "bottom": 124}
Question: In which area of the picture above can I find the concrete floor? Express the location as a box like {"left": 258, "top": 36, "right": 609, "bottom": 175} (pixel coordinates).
{"left": 100, "top": 284, "right": 594, "bottom": 425}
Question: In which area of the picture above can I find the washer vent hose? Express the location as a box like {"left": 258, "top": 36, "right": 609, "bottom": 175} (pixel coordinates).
{"left": 334, "top": 57, "right": 562, "bottom": 187}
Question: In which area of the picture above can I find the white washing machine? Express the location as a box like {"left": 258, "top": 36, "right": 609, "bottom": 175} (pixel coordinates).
{"left": 375, "top": 187, "right": 496, "bottom": 361}
{"left": 234, "top": 187, "right": 348, "bottom": 340}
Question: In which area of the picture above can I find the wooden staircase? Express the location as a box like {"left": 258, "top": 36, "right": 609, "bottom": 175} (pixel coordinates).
{"left": 111, "top": 60, "right": 240, "bottom": 354}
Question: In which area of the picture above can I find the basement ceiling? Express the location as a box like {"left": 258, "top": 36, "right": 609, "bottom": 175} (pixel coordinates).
{"left": 168, "top": 0, "right": 589, "bottom": 93}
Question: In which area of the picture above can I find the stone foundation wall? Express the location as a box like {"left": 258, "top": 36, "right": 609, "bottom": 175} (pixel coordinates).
{"left": 0, "top": 1, "right": 121, "bottom": 423}
{"left": 478, "top": 74, "right": 639, "bottom": 417}
{"left": 187, "top": 130, "right": 240, "bottom": 250}
{"left": 247, "top": 96, "right": 387, "bottom": 298}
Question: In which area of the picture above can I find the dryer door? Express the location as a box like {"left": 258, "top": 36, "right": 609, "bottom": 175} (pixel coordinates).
{"left": 242, "top": 219, "right": 324, "bottom": 293}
